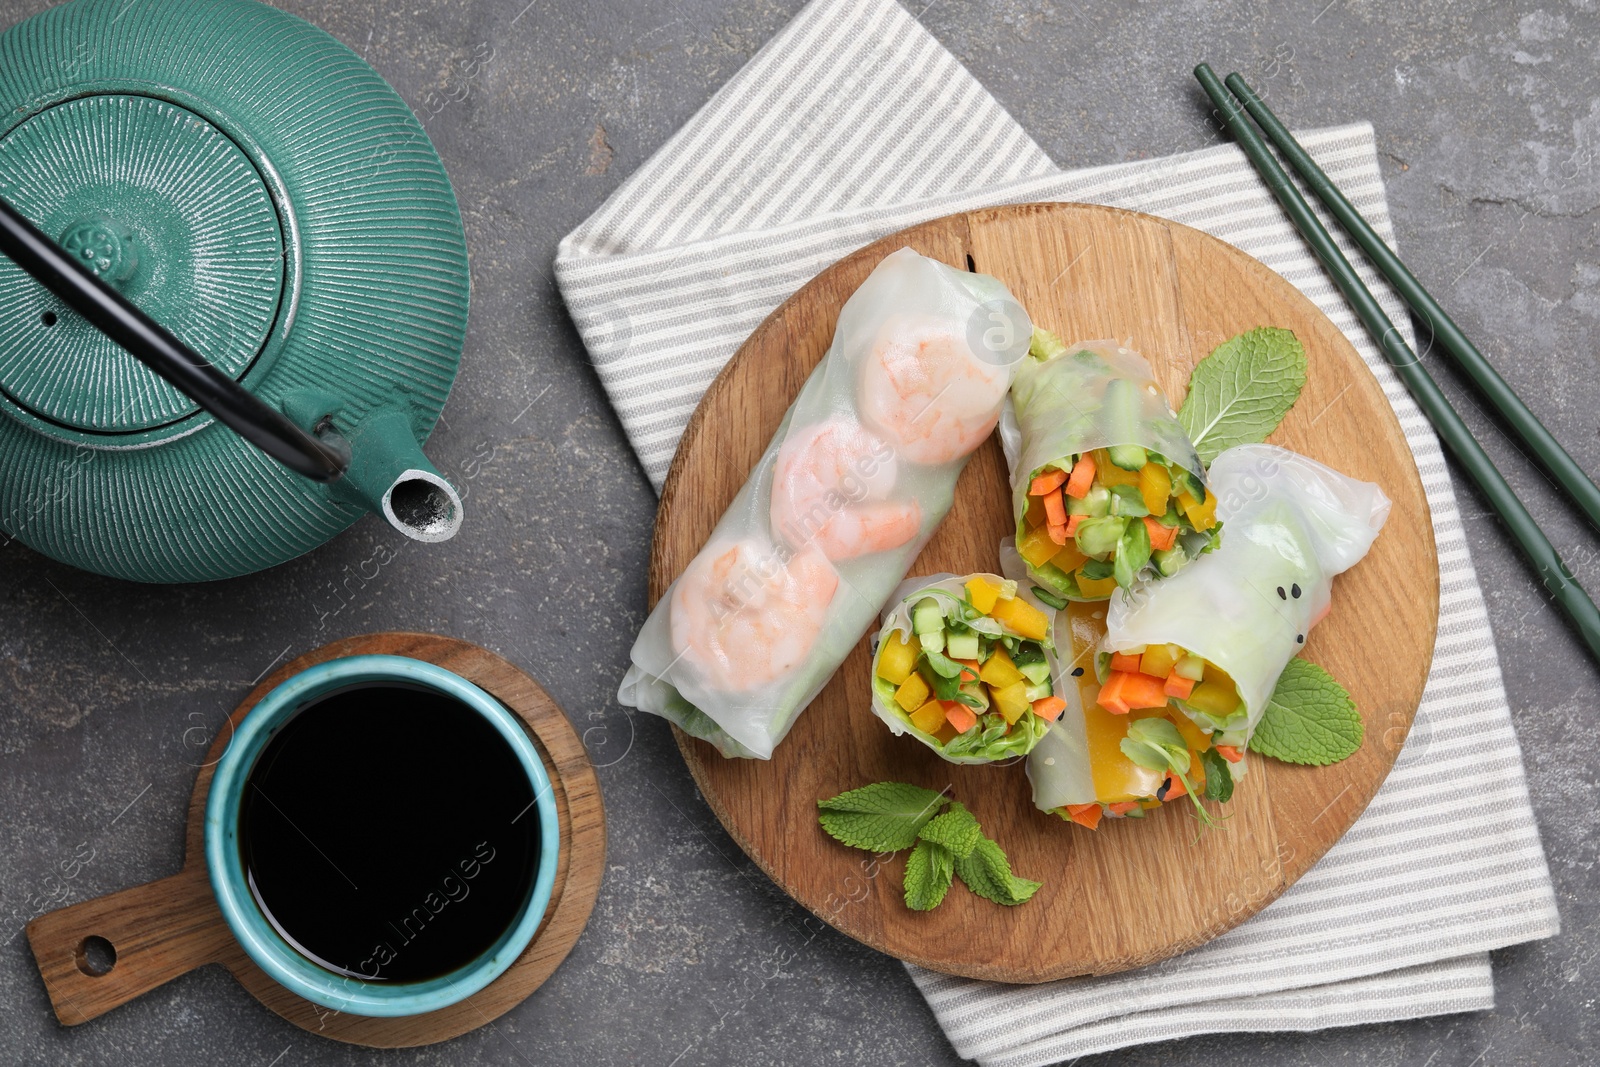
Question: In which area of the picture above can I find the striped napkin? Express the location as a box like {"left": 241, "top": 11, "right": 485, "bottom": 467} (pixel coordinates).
{"left": 555, "top": 0, "right": 1560, "bottom": 1060}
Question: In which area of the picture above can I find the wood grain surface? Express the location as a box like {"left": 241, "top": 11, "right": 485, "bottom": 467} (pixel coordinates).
{"left": 651, "top": 203, "right": 1438, "bottom": 983}
{"left": 26, "top": 632, "right": 606, "bottom": 1046}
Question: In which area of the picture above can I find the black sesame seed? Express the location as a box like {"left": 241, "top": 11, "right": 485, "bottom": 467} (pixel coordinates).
{"left": 1071, "top": 667, "right": 1085, "bottom": 677}
{"left": 1276, "top": 586, "right": 1286, "bottom": 600}
{"left": 1296, "top": 634, "right": 1305, "bottom": 644}
{"left": 1291, "top": 583, "right": 1302, "bottom": 598}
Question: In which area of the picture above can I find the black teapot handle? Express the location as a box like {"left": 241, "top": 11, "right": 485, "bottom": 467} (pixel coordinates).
{"left": 0, "top": 193, "right": 347, "bottom": 483}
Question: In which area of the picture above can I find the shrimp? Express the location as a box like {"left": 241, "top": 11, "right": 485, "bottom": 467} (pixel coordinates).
{"left": 770, "top": 417, "right": 922, "bottom": 561}
{"left": 669, "top": 536, "right": 839, "bottom": 693}
{"left": 855, "top": 313, "right": 1012, "bottom": 466}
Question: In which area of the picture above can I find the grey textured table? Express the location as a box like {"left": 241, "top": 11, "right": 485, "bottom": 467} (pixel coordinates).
{"left": 2, "top": 0, "right": 1597, "bottom": 1064}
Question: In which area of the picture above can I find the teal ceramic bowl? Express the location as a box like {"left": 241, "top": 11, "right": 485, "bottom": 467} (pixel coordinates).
{"left": 204, "top": 655, "right": 558, "bottom": 1017}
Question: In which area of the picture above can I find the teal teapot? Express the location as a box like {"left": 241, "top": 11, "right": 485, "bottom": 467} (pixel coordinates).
{"left": 0, "top": 0, "right": 471, "bottom": 583}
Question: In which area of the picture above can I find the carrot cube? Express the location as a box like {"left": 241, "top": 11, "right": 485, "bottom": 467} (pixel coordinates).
{"left": 1065, "top": 803, "right": 1103, "bottom": 830}
{"left": 1121, "top": 672, "right": 1171, "bottom": 710}
{"left": 1031, "top": 696, "right": 1067, "bottom": 722}
{"left": 1143, "top": 515, "right": 1179, "bottom": 551}
{"left": 1164, "top": 673, "right": 1196, "bottom": 699}
{"left": 944, "top": 702, "right": 978, "bottom": 734}
{"left": 1047, "top": 522, "right": 1069, "bottom": 546}
{"left": 1042, "top": 489, "right": 1067, "bottom": 526}
{"left": 1029, "top": 468, "right": 1068, "bottom": 496}
{"left": 1064, "top": 454, "right": 1096, "bottom": 499}
{"left": 1109, "top": 651, "right": 1142, "bottom": 674}
{"left": 1097, "top": 672, "right": 1133, "bottom": 715}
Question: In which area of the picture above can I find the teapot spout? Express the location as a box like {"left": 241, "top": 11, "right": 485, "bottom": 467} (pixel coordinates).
{"left": 336, "top": 410, "right": 463, "bottom": 543}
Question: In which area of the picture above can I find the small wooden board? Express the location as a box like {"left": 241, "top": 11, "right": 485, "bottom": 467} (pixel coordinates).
{"left": 26, "top": 632, "right": 606, "bottom": 1046}
{"left": 651, "top": 203, "right": 1437, "bottom": 983}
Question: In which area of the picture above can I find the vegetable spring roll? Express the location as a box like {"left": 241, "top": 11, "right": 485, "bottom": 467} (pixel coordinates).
{"left": 870, "top": 573, "right": 1061, "bottom": 764}
{"left": 1094, "top": 444, "right": 1390, "bottom": 768}
{"left": 999, "top": 335, "right": 1220, "bottom": 602}
{"left": 1027, "top": 445, "right": 1389, "bottom": 826}
{"left": 619, "top": 248, "right": 1032, "bottom": 759}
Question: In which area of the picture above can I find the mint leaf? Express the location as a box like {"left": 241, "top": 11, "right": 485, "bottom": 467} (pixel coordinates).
{"left": 1249, "top": 659, "right": 1363, "bottom": 765}
{"left": 904, "top": 840, "right": 955, "bottom": 911}
{"left": 1201, "top": 746, "right": 1235, "bottom": 802}
{"left": 954, "top": 837, "right": 1041, "bottom": 906}
{"left": 1177, "top": 327, "right": 1307, "bottom": 464}
{"left": 917, "top": 802, "right": 982, "bottom": 859}
{"left": 817, "top": 782, "right": 947, "bottom": 852}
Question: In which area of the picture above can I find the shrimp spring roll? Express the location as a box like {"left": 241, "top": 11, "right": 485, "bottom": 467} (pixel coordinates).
{"left": 870, "top": 573, "right": 1061, "bottom": 764}
{"left": 619, "top": 248, "right": 1032, "bottom": 759}
{"left": 999, "top": 335, "right": 1220, "bottom": 602}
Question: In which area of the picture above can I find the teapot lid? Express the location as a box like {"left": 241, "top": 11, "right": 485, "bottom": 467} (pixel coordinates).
{"left": 0, "top": 93, "right": 285, "bottom": 436}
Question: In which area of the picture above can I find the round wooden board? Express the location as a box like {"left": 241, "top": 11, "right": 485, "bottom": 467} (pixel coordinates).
{"left": 651, "top": 203, "right": 1438, "bottom": 983}
{"left": 26, "top": 632, "right": 606, "bottom": 1046}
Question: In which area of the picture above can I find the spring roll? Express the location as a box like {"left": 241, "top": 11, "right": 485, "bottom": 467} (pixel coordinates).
{"left": 1028, "top": 445, "right": 1389, "bottom": 825}
{"left": 870, "top": 573, "right": 1060, "bottom": 764}
{"left": 999, "top": 336, "right": 1220, "bottom": 602}
{"left": 619, "top": 248, "right": 1032, "bottom": 759}
{"left": 1095, "top": 444, "right": 1390, "bottom": 765}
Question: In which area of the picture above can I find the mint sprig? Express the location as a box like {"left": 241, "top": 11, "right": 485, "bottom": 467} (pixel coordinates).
{"left": 1250, "top": 659, "right": 1364, "bottom": 765}
{"left": 1177, "top": 327, "right": 1307, "bottom": 463}
{"left": 817, "top": 782, "right": 1042, "bottom": 912}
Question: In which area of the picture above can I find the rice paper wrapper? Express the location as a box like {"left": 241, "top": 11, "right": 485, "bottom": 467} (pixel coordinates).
{"left": 869, "top": 570, "right": 1056, "bottom": 764}
{"left": 1005, "top": 541, "right": 1106, "bottom": 811}
{"left": 619, "top": 248, "right": 1032, "bottom": 759}
{"left": 998, "top": 339, "right": 1206, "bottom": 524}
{"left": 1102, "top": 444, "right": 1391, "bottom": 740}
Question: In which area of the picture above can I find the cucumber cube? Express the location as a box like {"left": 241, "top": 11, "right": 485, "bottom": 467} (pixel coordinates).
{"left": 945, "top": 631, "right": 980, "bottom": 661}
{"left": 911, "top": 597, "right": 944, "bottom": 635}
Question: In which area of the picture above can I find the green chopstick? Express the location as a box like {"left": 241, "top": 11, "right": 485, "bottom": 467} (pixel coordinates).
{"left": 1193, "top": 63, "right": 1600, "bottom": 660}
{"left": 1222, "top": 71, "right": 1600, "bottom": 535}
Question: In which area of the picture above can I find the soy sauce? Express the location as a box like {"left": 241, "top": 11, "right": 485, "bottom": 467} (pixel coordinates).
{"left": 238, "top": 683, "right": 540, "bottom": 983}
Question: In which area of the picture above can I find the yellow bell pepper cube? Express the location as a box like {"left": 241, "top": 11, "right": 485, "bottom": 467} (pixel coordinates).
{"left": 1024, "top": 494, "right": 1047, "bottom": 529}
{"left": 988, "top": 595, "right": 1050, "bottom": 641}
{"left": 979, "top": 645, "right": 1025, "bottom": 688}
{"left": 1186, "top": 679, "right": 1241, "bottom": 718}
{"left": 1016, "top": 526, "right": 1059, "bottom": 569}
{"left": 1177, "top": 489, "right": 1218, "bottom": 531}
{"left": 1092, "top": 448, "right": 1140, "bottom": 487}
{"left": 1138, "top": 462, "right": 1172, "bottom": 517}
{"left": 909, "top": 700, "right": 947, "bottom": 734}
{"left": 965, "top": 576, "right": 1001, "bottom": 614}
{"left": 1138, "top": 643, "right": 1182, "bottom": 679}
{"left": 894, "top": 673, "right": 930, "bottom": 713}
{"left": 1076, "top": 570, "right": 1118, "bottom": 598}
{"left": 1049, "top": 538, "right": 1088, "bottom": 574}
{"left": 876, "top": 631, "right": 919, "bottom": 685}
{"left": 991, "top": 679, "right": 1032, "bottom": 725}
